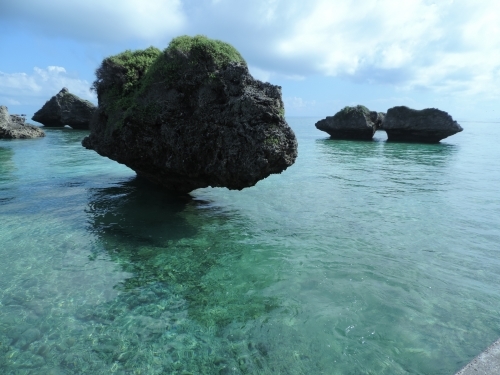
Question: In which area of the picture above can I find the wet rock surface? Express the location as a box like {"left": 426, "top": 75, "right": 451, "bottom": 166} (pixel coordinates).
{"left": 82, "top": 35, "right": 297, "bottom": 193}
{"left": 0, "top": 106, "right": 45, "bottom": 139}
{"left": 32, "top": 88, "right": 96, "bottom": 129}
{"left": 315, "top": 105, "right": 383, "bottom": 140}
{"left": 384, "top": 106, "right": 463, "bottom": 143}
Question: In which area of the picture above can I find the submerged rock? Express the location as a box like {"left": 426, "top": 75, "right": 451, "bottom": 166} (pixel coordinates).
{"left": 384, "top": 106, "right": 463, "bottom": 143}
{"left": 82, "top": 35, "right": 297, "bottom": 193}
{"left": 0, "top": 106, "right": 45, "bottom": 139}
{"left": 315, "top": 105, "right": 383, "bottom": 140}
{"left": 32, "top": 88, "right": 96, "bottom": 129}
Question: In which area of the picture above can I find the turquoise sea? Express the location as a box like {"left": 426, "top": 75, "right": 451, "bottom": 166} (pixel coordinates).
{"left": 0, "top": 118, "right": 499, "bottom": 374}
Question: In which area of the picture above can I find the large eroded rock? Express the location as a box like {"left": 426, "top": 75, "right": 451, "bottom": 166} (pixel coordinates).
{"left": 315, "top": 105, "right": 384, "bottom": 140}
{"left": 32, "top": 88, "right": 96, "bottom": 129}
{"left": 82, "top": 35, "right": 297, "bottom": 193}
{"left": 384, "top": 106, "right": 463, "bottom": 143}
{"left": 0, "top": 106, "right": 45, "bottom": 139}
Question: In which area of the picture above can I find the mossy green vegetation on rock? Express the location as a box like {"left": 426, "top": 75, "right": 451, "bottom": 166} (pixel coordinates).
{"left": 92, "top": 46, "right": 162, "bottom": 96}
{"left": 91, "top": 47, "right": 162, "bottom": 130}
{"left": 91, "top": 36, "right": 247, "bottom": 130}
{"left": 83, "top": 35, "right": 297, "bottom": 192}
{"left": 336, "top": 105, "right": 370, "bottom": 119}
{"left": 165, "top": 34, "right": 246, "bottom": 68}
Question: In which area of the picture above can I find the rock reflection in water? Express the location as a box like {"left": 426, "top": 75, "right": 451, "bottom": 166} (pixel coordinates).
{"left": 82, "top": 176, "right": 280, "bottom": 373}
{"left": 0, "top": 146, "right": 16, "bottom": 204}
{"left": 86, "top": 176, "right": 196, "bottom": 247}
{"left": 315, "top": 136, "right": 457, "bottom": 167}
{"left": 381, "top": 141, "right": 457, "bottom": 167}
{"left": 0, "top": 146, "right": 15, "bottom": 179}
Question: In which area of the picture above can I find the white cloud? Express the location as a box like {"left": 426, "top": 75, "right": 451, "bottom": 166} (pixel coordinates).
{"left": 0, "top": 97, "right": 21, "bottom": 106}
{"left": 0, "top": 72, "right": 41, "bottom": 94}
{"left": 274, "top": 0, "right": 443, "bottom": 76}
{"left": 248, "top": 66, "right": 305, "bottom": 83}
{"left": 283, "top": 74, "right": 305, "bottom": 81}
{"left": 2, "top": 0, "right": 186, "bottom": 43}
{"left": 181, "top": 0, "right": 500, "bottom": 97}
{"left": 3, "top": 0, "right": 500, "bottom": 102}
{"left": 0, "top": 66, "right": 96, "bottom": 106}
{"left": 284, "top": 97, "right": 317, "bottom": 112}
{"left": 248, "top": 65, "right": 272, "bottom": 83}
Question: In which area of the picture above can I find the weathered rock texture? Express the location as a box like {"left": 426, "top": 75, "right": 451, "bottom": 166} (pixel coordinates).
{"left": 32, "top": 88, "right": 96, "bottom": 129}
{"left": 0, "top": 106, "right": 45, "bottom": 139}
{"left": 384, "top": 106, "right": 463, "bottom": 143}
{"left": 315, "top": 105, "right": 384, "bottom": 140}
{"left": 82, "top": 35, "right": 297, "bottom": 193}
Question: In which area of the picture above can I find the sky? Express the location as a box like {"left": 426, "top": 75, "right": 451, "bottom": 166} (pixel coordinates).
{"left": 1, "top": 0, "right": 500, "bottom": 123}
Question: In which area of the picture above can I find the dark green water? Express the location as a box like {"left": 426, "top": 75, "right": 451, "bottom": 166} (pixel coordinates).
{"left": 0, "top": 120, "right": 499, "bottom": 374}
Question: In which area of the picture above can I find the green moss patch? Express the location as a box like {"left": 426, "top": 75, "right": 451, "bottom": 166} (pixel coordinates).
{"left": 92, "top": 35, "right": 247, "bottom": 130}
{"left": 166, "top": 35, "right": 246, "bottom": 68}
{"left": 336, "top": 105, "right": 370, "bottom": 118}
{"left": 92, "top": 47, "right": 161, "bottom": 98}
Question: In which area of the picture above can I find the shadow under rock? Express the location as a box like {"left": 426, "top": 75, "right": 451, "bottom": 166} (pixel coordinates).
{"left": 381, "top": 141, "right": 458, "bottom": 167}
{"left": 0, "top": 146, "right": 15, "bottom": 178}
{"left": 85, "top": 176, "right": 280, "bottom": 328}
{"left": 86, "top": 175, "right": 196, "bottom": 248}
{"left": 0, "top": 147, "right": 16, "bottom": 204}
{"left": 315, "top": 137, "right": 457, "bottom": 168}
{"left": 315, "top": 137, "right": 382, "bottom": 162}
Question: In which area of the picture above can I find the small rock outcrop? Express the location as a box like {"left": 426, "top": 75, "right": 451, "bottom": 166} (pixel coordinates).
{"left": 384, "top": 106, "right": 463, "bottom": 143}
{"left": 82, "top": 35, "right": 297, "bottom": 193}
{"left": 315, "top": 105, "right": 384, "bottom": 140}
{"left": 32, "top": 88, "right": 96, "bottom": 129}
{"left": 0, "top": 106, "right": 45, "bottom": 139}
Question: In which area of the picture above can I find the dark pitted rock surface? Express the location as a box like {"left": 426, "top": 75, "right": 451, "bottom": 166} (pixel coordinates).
{"left": 315, "top": 105, "right": 383, "bottom": 140}
{"left": 384, "top": 106, "right": 463, "bottom": 143}
{"left": 82, "top": 35, "right": 297, "bottom": 193}
{"left": 372, "top": 111, "right": 385, "bottom": 129}
{"left": 32, "top": 88, "right": 96, "bottom": 129}
{"left": 0, "top": 106, "right": 45, "bottom": 139}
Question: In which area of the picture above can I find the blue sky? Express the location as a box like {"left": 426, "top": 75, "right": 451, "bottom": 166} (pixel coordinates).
{"left": 1, "top": 0, "right": 500, "bottom": 123}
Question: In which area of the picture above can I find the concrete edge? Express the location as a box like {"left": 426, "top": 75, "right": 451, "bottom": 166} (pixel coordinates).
{"left": 454, "top": 338, "right": 500, "bottom": 375}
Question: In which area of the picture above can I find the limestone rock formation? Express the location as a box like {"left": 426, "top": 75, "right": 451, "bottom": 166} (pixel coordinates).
{"left": 315, "top": 105, "right": 384, "bottom": 140}
{"left": 384, "top": 106, "right": 463, "bottom": 143}
{"left": 0, "top": 106, "right": 45, "bottom": 139}
{"left": 82, "top": 35, "right": 297, "bottom": 193}
{"left": 32, "top": 88, "right": 96, "bottom": 129}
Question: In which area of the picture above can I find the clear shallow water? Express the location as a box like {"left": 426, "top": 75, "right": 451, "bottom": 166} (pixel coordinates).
{"left": 0, "top": 120, "right": 499, "bottom": 374}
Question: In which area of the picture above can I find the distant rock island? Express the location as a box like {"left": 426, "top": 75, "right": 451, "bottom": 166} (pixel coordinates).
{"left": 316, "top": 105, "right": 463, "bottom": 143}
{"left": 315, "top": 105, "right": 384, "bottom": 140}
{"left": 32, "top": 88, "right": 96, "bottom": 129}
{"left": 82, "top": 35, "right": 297, "bottom": 193}
{"left": 0, "top": 106, "right": 45, "bottom": 139}
{"left": 383, "top": 106, "right": 463, "bottom": 142}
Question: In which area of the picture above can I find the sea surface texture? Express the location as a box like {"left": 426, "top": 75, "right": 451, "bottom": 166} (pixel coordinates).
{"left": 0, "top": 119, "right": 499, "bottom": 375}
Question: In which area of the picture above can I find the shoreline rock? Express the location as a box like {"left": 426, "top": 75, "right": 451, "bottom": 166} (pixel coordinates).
{"left": 32, "top": 88, "right": 96, "bottom": 129}
{"left": 82, "top": 35, "right": 297, "bottom": 193}
{"left": 383, "top": 106, "right": 463, "bottom": 143}
{"left": 0, "top": 106, "right": 45, "bottom": 139}
{"left": 315, "top": 105, "right": 384, "bottom": 140}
